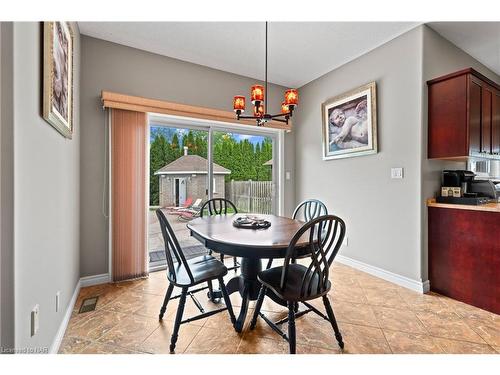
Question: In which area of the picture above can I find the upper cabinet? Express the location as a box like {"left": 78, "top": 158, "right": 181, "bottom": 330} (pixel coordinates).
{"left": 427, "top": 68, "right": 500, "bottom": 160}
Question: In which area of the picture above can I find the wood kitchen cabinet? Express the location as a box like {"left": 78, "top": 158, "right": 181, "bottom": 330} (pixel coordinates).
{"left": 493, "top": 91, "right": 500, "bottom": 155}
{"left": 427, "top": 68, "right": 500, "bottom": 160}
{"left": 427, "top": 200, "right": 500, "bottom": 314}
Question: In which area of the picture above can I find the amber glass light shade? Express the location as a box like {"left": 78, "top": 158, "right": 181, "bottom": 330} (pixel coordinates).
{"left": 284, "top": 89, "right": 298, "bottom": 106}
{"left": 233, "top": 95, "right": 246, "bottom": 112}
{"left": 251, "top": 85, "right": 264, "bottom": 103}
{"left": 254, "top": 104, "right": 264, "bottom": 117}
{"left": 281, "top": 102, "right": 289, "bottom": 114}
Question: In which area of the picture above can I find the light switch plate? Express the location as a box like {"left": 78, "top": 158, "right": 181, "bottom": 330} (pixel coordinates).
{"left": 285, "top": 171, "right": 291, "bottom": 180}
{"left": 391, "top": 167, "right": 404, "bottom": 179}
{"left": 31, "top": 304, "right": 39, "bottom": 336}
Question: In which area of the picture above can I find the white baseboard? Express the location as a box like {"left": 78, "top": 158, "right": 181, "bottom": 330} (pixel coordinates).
{"left": 80, "top": 273, "right": 111, "bottom": 287}
{"left": 335, "top": 255, "right": 430, "bottom": 293}
{"left": 49, "top": 280, "right": 81, "bottom": 354}
{"left": 49, "top": 273, "right": 111, "bottom": 353}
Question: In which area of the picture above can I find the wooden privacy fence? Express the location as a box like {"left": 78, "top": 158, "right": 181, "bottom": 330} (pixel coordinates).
{"left": 226, "top": 180, "right": 273, "bottom": 214}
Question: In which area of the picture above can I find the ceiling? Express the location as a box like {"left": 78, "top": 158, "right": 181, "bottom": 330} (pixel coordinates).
{"left": 78, "top": 22, "right": 420, "bottom": 87}
{"left": 428, "top": 22, "right": 500, "bottom": 77}
{"left": 78, "top": 22, "right": 500, "bottom": 87}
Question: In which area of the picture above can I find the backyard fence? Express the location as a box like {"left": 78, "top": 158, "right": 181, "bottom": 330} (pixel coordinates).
{"left": 226, "top": 180, "right": 273, "bottom": 214}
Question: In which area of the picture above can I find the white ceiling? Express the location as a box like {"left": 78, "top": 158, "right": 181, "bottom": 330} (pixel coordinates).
{"left": 78, "top": 22, "right": 420, "bottom": 87}
{"left": 428, "top": 22, "right": 500, "bottom": 77}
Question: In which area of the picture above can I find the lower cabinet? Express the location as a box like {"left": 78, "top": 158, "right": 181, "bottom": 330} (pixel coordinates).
{"left": 428, "top": 207, "right": 500, "bottom": 314}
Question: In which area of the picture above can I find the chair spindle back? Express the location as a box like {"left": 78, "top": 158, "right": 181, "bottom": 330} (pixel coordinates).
{"left": 156, "top": 209, "right": 194, "bottom": 283}
{"left": 200, "top": 198, "right": 238, "bottom": 217}
{"left": 292, "top": 199, "right": 328, "bottom": 222}
{"left": 281, "top": 215, "right": 346, "bottom": 298}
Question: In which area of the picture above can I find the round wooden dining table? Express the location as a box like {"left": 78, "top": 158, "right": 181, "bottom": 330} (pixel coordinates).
{"left": 187, "top": 213, "right": 309, "bottom": 332}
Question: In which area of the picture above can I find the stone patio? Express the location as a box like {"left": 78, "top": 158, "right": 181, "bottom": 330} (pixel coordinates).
{"left": 148, "top": 210, "right": 207, "bottom": 265}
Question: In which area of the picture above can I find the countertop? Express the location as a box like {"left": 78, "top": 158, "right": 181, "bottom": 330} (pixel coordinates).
{"left": 427, "top": 198, "right": 500, "bottom": 213}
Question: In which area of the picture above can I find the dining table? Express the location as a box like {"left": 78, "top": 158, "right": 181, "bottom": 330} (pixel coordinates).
{"left": 187, "top": 213, "right": 310, "bottom": 332}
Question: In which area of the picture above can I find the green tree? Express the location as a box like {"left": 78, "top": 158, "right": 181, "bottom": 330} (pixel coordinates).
{"left": 149, "top": 134, "right": 169, "bottom": 205}
{"left": 171, "top": 133, "right": 180, "bottom": 158}
{"left": 150, "top": 128, "right": 274, "bottom": 206}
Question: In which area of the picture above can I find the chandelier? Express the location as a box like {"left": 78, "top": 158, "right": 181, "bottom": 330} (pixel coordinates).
{"left": 233, "top": 22, "right": 298, "bottom": 126}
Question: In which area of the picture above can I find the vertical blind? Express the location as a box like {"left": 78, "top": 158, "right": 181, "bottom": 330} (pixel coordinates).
{"left": 111, "top": 109, "right": 148, "bottom": 282}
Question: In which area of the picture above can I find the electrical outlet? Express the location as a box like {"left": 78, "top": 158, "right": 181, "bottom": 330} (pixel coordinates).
{"left": 391, "top": 167, "right": 404, "bottom": 179}
{"left": 56, "top": 291, "right": 61, "bottom": 313}
{"left": 31, "top": 305, "right": 39, "bottom": 336}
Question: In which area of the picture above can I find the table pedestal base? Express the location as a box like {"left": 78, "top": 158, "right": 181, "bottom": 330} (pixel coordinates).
{"left": 225, "top": 258, "right": 261, "bottom": 332}
{"left": 225, "top": 257, "right": 287, "bottom": 332}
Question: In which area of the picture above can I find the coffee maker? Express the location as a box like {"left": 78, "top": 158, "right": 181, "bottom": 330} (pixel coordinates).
{"left": 438, "top": 170, "right": 491, "bottom": 205}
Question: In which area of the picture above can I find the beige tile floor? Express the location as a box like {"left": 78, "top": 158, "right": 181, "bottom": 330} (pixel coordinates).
{"left": 60, "top": 261, "right": 500, "bottom": 354}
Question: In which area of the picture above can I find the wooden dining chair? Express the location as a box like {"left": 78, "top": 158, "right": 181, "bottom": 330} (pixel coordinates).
{"left": 200, "top": 198, "right": 240, "bottom": 271}
{"left": 156, "top": 209, "right": 236, "bottom": 353}
{"left": 250, "top": 215, "right": 346, "bottom": 354}
{"left": 266, "top": 199, "right": 328, "bottom": 269}
{"left": 292, "top": 199, "right": 328, "bottom": 222}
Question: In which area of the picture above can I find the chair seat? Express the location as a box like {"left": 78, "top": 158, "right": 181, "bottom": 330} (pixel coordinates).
{"left": 257, "top": 264, "right": 331, "bottom": 302}
{"left": 168, "top": 255, "right": 228, "bottom": 287}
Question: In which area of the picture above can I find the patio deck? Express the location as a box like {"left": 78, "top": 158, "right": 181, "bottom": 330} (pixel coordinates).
{"left": 148, "top": 210, "right": 207, "bottom": 265}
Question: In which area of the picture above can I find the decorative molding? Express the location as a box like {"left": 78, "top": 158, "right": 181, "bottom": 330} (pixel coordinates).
{"left": 335, "top": 254, "right": 429, "bottom": 293}
{"left": 101, "top": 91, "right": 291, "bottom": 131}
{"left": 80, "top": 273, "right": 111, "bottom": 288}
{"left": 49, "top": 280, "right": 80, "bottom": 354}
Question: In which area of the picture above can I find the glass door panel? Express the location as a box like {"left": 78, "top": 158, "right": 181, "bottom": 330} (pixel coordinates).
{"left": 148, "top": 124, "right": 209, "bottom": 269}
{"left": 212, "top": 130, "right": 275, "bottom": 214}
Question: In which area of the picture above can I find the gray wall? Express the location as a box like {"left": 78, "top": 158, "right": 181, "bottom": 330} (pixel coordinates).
{"left": 294, "top": 27, "right": 424, "bottom": 282}
{"left": 1, "top": 22, "right": 15, "bottom": 351}
{"left": 420, "top": 25, "right": 500, "bottom": 280}
{"left": 294, "top": 24, "right": 500, "bottom": 285}
{"left": 12, "top": 22, "right": 81, "bottom": 350}
{"left": 80, "top": 36, "right": 295, "bottom": 277}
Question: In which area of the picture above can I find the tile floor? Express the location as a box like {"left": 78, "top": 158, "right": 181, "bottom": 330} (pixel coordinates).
{"left": 60, "top": 261, "right": 500, "bottom": 354}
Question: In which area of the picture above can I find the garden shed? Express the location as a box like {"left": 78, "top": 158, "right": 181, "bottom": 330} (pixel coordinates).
{"left": 155, "top": 148, "right": 231, "bottom": 207}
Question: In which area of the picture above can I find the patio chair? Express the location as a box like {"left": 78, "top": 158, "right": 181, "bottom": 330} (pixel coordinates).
{"left": 164, "top": 197, "right": 194, "bottom": 214}
{"left": 249, "top": 215, "right": 346, "bottom": 354}
{"left": 156, "top": 208, "right": 236, "bottom": 353}
{"left": 176, "top": 198, "right": 204, "bottom": 221}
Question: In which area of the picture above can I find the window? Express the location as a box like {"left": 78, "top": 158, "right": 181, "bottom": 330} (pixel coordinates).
{"left": 147, "top": 115, "right": 282, "bottom": 270}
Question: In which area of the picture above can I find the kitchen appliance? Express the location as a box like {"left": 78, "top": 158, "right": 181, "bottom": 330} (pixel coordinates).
{"left": 470, "top": 180, "right": 500, "bottom": 201}
{"left": 438, "top": 170, "right": 493, "bottom": 205}
{"left": 442, "top": 170, "right": 475, "bottom": 194}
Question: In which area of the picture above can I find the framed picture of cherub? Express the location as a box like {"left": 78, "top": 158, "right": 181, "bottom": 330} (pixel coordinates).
{"left": 42, "top": 21, "right": 74, "bottom": 139}
{"left": 321, "top": 82, "right": 377, "bottom": 160}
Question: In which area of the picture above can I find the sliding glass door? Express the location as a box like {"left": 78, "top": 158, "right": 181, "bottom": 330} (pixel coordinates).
{"left": 212, "top": 130, "right": 275, "bottom": 214}
{"left": 148, "top": 123, "right": 210, "bottom": 269}
{"left": 147, "top": 116, "right": 280, "bottom": 269}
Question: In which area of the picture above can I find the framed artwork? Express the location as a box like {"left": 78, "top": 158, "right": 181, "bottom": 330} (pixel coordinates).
{"left": 43, "top": 21, "right": 74, "bottom": 139}
{"left": 321, "top": 82, "right": 377, "bottom": 160}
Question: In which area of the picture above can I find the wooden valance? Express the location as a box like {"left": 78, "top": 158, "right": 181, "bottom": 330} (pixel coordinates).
{"left": 101, "top": 91, "right": 292, "bottom": 131}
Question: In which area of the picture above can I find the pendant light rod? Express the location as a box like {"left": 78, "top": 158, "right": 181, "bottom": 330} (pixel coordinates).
{"left": 232, "top": 20, "right": 298, "bottom": 126}
{"left": 265, "top": 21, "right": 268, "bottom": 113}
